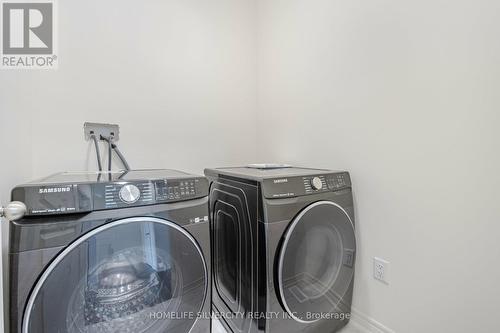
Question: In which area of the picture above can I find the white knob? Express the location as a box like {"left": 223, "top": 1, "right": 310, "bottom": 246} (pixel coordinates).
{"left": 311, "top": 177, "right": 323, "bottom": 190}
{"left": 119, "top": 184, "right": 141, "bottom": 203}
{"left": 0, "top": 201, "right": 27, "bottom": 221}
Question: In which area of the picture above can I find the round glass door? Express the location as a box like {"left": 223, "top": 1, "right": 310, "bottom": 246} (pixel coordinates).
{"left": 23, "top": 217, "right": 207, "bottom": 333}
{"left": 278, "top": 201, "right": 356, "bottom": 323}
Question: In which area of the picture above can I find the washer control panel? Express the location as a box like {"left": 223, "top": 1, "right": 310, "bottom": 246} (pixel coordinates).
{"left": 11, "top": 171, "right": 210, "bottom": 216}
{"left": 263, "top": 172, "right": 351, "bottom": 199}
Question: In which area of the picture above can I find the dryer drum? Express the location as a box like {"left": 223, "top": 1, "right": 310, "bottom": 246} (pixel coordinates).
{"left": 278, "top": 201, "right": 356, "bottom": 323}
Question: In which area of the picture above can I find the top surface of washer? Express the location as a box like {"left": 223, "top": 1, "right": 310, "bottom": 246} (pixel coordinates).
{"left": 23, "top": 169, "right": 196, "bottom": 185}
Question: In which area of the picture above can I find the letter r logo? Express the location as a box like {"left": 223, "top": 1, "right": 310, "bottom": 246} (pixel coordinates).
{"left": 2, "top": 2, "right": 53, "bottom": 54}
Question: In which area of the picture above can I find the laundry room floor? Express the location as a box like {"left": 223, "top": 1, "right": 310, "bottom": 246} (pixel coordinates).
{"left": 212, "top": 318, "right": 364, "bottom": 333}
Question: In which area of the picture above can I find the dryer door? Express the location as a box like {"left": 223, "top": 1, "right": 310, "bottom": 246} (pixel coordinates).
{"left": 277, "top": 201, "right": 356, "bottom": 323}
{"left": 22, "top": 217, "right": 207, "bottom": 333}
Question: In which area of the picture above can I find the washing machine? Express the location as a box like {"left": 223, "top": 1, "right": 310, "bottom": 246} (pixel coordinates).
{"left": 8, "top": 169, "right": 211, "bottom": 333}
{"left": 205, "top": 166, "right": 356, "bottom": 333}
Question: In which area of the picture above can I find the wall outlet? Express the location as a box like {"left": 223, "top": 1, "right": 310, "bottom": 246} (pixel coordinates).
{"left": 373, "top": 257, "right": 390, "bottom": 284}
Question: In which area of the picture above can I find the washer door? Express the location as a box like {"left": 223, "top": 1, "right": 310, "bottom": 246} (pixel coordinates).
{"left": 278, "top": 201, "right": 356, "bottom": 323}
{"left": 23, "top": 217, "right": 207, "bottom": 333}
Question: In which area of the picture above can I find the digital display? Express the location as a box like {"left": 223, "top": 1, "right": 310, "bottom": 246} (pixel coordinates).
{"left": 154, "top": 179, "right": 197, "bottom": 201}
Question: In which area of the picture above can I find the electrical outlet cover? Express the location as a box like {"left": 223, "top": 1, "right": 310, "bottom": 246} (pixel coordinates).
{"left": 373, "top": 257, "right": 390, "bottom": 284}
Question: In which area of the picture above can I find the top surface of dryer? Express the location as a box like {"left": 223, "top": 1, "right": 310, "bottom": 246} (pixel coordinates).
{"left": 205, "top": 166, "right": 351, "bottom": 199}
{"left": 204, "top": 166, "right": 336, "bottom": 181}
{"left": 12, "top": 169, "right": 209, "bottom": 216}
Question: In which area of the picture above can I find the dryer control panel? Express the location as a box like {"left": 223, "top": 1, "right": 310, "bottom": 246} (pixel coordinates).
{"left": 262, "top": 172, "right": 351, "bottom": 199}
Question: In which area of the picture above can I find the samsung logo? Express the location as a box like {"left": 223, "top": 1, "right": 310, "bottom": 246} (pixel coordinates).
{"left": 273, "top": 178, "right": 288, "bottom": 184}
{"left": 39, "top": 187, "right": 72, "bottom": 194}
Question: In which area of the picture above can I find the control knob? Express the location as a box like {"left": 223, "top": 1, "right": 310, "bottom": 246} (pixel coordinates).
{"left": 119, "top": 184, "right": 141, "bottom": 203}
{"left": 310, "top": 177, "right": 323, "bottom": 190}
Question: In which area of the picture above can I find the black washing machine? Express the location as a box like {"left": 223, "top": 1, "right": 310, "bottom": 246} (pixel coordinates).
{"left": 8, "top": 169, "right": 211, "bottom": 333}
{"left": 205, "top": 166, "right": 356, "bottom": 333}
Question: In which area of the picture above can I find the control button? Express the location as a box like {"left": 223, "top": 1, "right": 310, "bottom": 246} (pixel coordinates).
{"left": 119, "top": 184, "right": 141, "bottom": 203}
{"left": 310, "top": 177, "right": 323, "bottom": 190}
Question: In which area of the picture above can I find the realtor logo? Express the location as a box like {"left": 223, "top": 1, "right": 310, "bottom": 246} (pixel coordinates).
{"left": 1, "top": 0, "right": 57, "bottom": 69}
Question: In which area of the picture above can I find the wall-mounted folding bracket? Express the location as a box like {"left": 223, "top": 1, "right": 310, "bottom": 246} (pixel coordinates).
{"left": 84, "top": 122, "right": 120, "bottom": 141}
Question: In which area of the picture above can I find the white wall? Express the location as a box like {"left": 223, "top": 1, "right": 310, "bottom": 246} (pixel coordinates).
{"left": 256, "top": 0, "right": 500, "bottom": 332}
{"left": 2, "top": 0, "right": 258, "bottom": 178}
{"left": 0, "top": 0, "right": 258, "bottom": 330}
